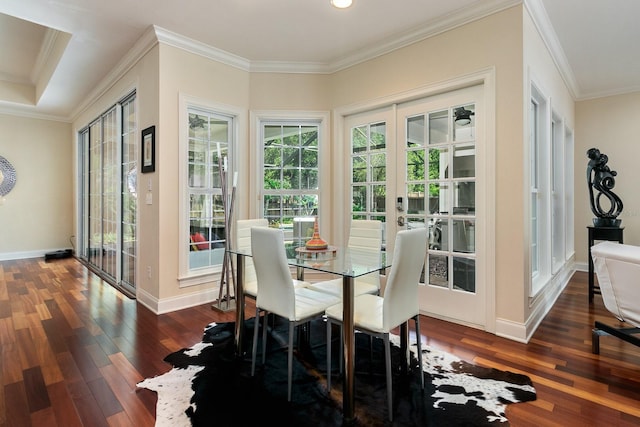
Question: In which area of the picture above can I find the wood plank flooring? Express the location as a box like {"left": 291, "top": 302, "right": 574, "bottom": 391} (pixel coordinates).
{"left": 0, "top": 257, "right": 639, "bottom": 426}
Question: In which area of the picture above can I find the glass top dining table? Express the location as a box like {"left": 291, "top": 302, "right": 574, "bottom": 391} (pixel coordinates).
{"left": 229, "top": 245, "right": 391, "bottom": 424}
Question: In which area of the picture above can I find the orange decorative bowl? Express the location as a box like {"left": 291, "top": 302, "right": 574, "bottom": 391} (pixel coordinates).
{"left": 305, "top": 217, "right": 328, "bottom": 250}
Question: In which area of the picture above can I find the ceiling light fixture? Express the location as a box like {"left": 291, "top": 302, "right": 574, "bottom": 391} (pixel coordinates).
{"left": 331, "top": 0, "right": 353, "bottom": 9}
{"left": 454, "top": 107, "right": 475, "bottom": 126}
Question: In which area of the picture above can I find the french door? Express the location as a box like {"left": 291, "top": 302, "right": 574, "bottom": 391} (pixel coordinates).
{"left": 344, "top": 84, "right": 487, "bottom": 328}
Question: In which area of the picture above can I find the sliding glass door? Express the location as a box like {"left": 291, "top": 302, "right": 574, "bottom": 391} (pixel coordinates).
{"left": 78, "top": 93, "right": 137, "bottom": 296}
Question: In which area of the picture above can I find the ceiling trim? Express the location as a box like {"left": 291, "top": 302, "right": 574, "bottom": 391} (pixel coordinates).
{"left": 155, "top": 25, "right": 251, "bottom": 72}
{"left": 524, "top": 0, "right": 578, "bottom": 99}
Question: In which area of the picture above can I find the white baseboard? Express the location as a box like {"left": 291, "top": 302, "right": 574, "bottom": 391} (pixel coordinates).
{"left": 495, "top": 264, "right": 574, "bottom": 343}
{"left": 137, "top": 286, "right": 219, "bottom": 315}
{"left": 0, "top": 248, "right": 74, "bottom": 261}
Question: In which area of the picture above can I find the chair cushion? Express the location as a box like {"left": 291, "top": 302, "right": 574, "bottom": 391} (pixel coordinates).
{"left": 292, "top": 288, "right": 341, "bottom": 321}
{"left": 245, "top": 279, "right": 310, "bottom": 298}
{"left": 325, "top": 294, "right": 386, "bottom": 333}
{"left": 307, "top": 278, "right": 378, "bottom": 297}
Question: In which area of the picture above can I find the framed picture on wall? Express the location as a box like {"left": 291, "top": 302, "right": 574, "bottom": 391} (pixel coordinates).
{"left": 141, "top": 126, "right": 155, "bottom": 173}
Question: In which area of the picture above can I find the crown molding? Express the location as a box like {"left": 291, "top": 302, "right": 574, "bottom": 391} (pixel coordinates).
{"left": 154, "top": 25, "right": 251, "bottom": 72}
{"left": 524, "top": 0, "right": 579, "bottom": 99}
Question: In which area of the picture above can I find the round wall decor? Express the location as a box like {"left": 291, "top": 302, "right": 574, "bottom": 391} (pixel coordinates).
{"left": 0, "top": 156, "right": 17, "bottom": 197}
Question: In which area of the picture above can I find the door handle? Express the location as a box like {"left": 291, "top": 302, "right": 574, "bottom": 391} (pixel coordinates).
{"left": 397, "top": 216, "right": 405, "bottom": 226}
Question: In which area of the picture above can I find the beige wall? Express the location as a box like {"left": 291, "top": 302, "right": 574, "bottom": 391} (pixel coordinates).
{"left": 0, "top": 114, "right": 72, "bottom": 258}
{"left": 154, "top": 44, "right": 251, "bottom": 303}
{"left": 576, "top": 92, "right": 640, "bottom": 262}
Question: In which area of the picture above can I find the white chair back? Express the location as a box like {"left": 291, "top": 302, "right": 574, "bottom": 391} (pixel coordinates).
{"left": 382, "top": 228, "right": 427, "bottom": 331}
{"left": 591, "top": 241, "right": 640, "bottom": 327}
{"left": 348, "top": 219, "right": 382, "bottom": 250}
{"left": 349, "top": 219, "right": 382, "bottom": 288}
{"left": 251, "top": 226, "right": 296, "bottom": 319}
{"left": 235, "top": 218, "right": 268, "bottom": 292}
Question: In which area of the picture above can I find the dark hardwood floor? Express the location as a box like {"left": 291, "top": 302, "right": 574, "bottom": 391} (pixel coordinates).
{"left": 1, "top": 257, "right": 639, "bottom": 426}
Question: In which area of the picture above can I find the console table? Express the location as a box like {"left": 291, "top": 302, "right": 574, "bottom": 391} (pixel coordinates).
{"left": 587, "top": 226, "right": 624, "bottom": 303}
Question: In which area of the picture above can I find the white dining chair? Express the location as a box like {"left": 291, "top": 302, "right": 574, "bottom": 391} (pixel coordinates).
{"left": 235, "top": 219, "right": 310, "bottom": 303}
{"left": 324, "top": 227, "right": 427, "bottom": 421}
{"left": 250, "top": 226, "right": 341, "bottom": 401}
{"left": 235, "top": 218, "right": 268, "bottom": 301}
{"left": 307, "top": 219, "right": 383, "bottom": 297}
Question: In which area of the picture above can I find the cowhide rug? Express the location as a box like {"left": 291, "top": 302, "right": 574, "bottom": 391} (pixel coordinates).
{"left": 138, "top": 317, "right": 536, "bottom": 426}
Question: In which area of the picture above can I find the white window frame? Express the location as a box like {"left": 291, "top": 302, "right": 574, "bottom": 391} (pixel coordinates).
{"left": 564, "top": 127, "right": 575, "bottom": 260}
{"left": 550, "top": 110, "right": 565, "bottom": 274}
{"left": 178, "top": 94, "right": 244, "bottom": 287}
{"left": 530, "top": 83, "right": 551, "bottom": 297}
{"left": 252, "top": 110, "right": 330, "bottom": 238}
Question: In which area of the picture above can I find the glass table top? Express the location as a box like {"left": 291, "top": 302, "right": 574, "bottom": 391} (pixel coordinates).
{"left": 229, "top": 245, "right": 389, "bottom": 278}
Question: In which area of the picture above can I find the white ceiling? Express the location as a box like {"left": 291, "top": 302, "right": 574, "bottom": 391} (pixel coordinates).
{"left": 0, "top": 0, "right": 639, "bottom": 121}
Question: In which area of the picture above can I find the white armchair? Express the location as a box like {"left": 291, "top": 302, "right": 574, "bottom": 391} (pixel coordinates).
{"left": 590, "top": 241, "right": 640, "bottom": 354}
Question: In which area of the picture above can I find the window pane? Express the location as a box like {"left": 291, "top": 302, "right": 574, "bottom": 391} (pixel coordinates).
{"left": 428, "top": 253, "right": 448, "bottom": 287}
{"left": 370, "top": 153, "right": 386, "bottom": 181}
{"left": 453, "top": 181, "right": 475, "bottom": 212}
{"left": 453, "top": 256, "right": 475, "bottom": 292}
{"left": 264, "top": 195, "right": 282, "bottom": 224}
{"left": 283, "top": 125, "right": 299, "bottom": 145}
{"left": 429, "top": 110, "right": 448, "bottom": 144}
{"left": 352, "top": 126, "right": 367, "bottom": 152}
{"left": 283, "top": 147, "right": 299, "bottom": 167}
{"left": 301, "top": 126, "right": 318, "bottom": 147}
{"left": 453, "top": 144, "right": 475, "bottom": 178}
{"left": 428, "top": 182, "right": 450, "bottom": 214}
{"left": 190, "top": 164, "right": 207, "bottom": 188}
{"left": 407, "top": 115, "right": 426, "bottom": 148}
{"left": 370, "top": 122, "right": 386, "bottom": 150}
{"left": 283, "top": 169, "right": 300, "bottom": 189}
{"left": 352, "top": 155, "right": 366, "bottom": 183}
{"left": 453, "top": 103, "right": 475, "bottom": 142}
{"left": 352, "top": 185, "right": 366, "bottom": 213}
{"left": 301, "top": 147, "right": 318, "bottom": 167}
{"left": 430, "top": 218, "right": 449, "bottom": 251}
{"left": 407, "top": 184, "right": 425, "bottom": 214}
{"left": 407, "top": 150, "right": 425, "bottom": 181}
{"left": 428, "top": 147, "right": 449, "bottom": 180}
{"left": 264, "top": 146, "right": 281, "bottom": 167}
{"left": 371, "top": 184, "right": 386, "bottom": 212}
{"left": 301, "top": 169, "right": 318, "bottom": 190}
{"left": 189, "top": 113, "right": 208, "bottom": 139}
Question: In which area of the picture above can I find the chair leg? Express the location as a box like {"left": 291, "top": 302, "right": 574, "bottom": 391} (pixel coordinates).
{"left": 339, "top": 324, "right": 343, "bottom": 374}
{"left": 383, "top": 333, "right": 393, "bottom": 422}
{"left": 414, "top": 315, "right": 424, "bottom": 390}
{"left": 262, "top": 311, "right": 269, "bottom": 364}
{"left": 251, "top": 307, "right": 261, "bottom": 376}
{"left": 326, "top": 318, "right": 332, "bottom": 392}
{"left": 288, "top": 322, "right": 295, "bottom": 402}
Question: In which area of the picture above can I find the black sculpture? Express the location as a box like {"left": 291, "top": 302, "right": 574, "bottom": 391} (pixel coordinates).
{"left": 586, "top": 148, "right": 623, "bottom": 227}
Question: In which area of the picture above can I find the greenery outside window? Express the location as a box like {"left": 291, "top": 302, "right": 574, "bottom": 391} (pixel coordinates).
{"left": 350, "top": 121, "right": 387, "bottom": 245}
{"left": 261, "top": 121, "right": 321, "bottom": 248}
